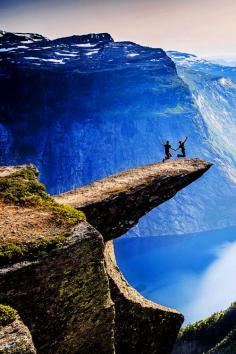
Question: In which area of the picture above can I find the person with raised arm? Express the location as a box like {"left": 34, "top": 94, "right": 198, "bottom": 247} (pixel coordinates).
{"left": 176, "top": 136, "right": 188, "bottom": 158}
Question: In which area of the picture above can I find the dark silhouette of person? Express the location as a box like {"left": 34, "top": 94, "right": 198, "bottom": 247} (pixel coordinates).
{"left": 176, "top": 136, "right": 188, "bottom": 158}
{"left": 161, "top": 140, "right": 173, "bottom": 162}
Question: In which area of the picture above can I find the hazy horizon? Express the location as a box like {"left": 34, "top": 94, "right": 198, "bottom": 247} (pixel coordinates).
{"left": 0, "top": 0, "right": 236, "bottom": 58}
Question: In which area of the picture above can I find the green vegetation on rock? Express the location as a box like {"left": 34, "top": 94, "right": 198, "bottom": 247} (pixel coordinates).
{"left": 179, "top": 311, "right": 225, "bottom": 339}
{"left": 0, "top": 167, "right": 86, "bottom": 226}
{"left": 175, "top": 303, "right": 236, "bottom": 354}
{"left": 0, "top": 304, "right": 17, "bottom": 327}
{"left": 0, "top": 168, "right": 47, "bottom": 205}
{"left": 0, "top": 235, "right": 68, "bottom": 266}
{"left": 0, "top": 166, "right": 86, "bottom": 266}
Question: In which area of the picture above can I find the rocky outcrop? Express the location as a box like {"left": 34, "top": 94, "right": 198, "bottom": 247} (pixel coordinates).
{"left": 55, "top": 158, "right": 212, "bottom": 240}
{"left": 104, "top": 241, "right": 183, "bottom": 354}
{"left": 173, "top": 303, "right": 236, "bottom": 354}
{"left": 0, "top": 166, "right": 114, "bottom": 354}
{"left": 0, "top": 222, "right": 115, "bottom": 354}
{"left": 0, "top": 159, "right": 212, "bottom": 353}
{"left": 0, "top": 305, "right": 37, "bottom": 354}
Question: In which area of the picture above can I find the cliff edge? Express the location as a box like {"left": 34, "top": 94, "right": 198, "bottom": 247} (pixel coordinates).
{"left": 0, "top": 159, "right": 211, "bottom": 353}
{"left": 55, "top": 158, "right": 211, "bottom": 240}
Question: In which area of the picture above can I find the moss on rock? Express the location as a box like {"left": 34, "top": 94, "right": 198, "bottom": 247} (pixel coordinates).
{"left": 0, "top": 167, "right": 85, "bottom": 227}
{"left": 0, "top": 168, "right": 47, "bottom": 206}
{"left": 0, "top": 304, "right": 17, "bottom": 327}
{"left": 0, "top": 235, "right": 68, "bottom": 266}
{"left": 0, "top": 165, "right": 86, "bottom": 266}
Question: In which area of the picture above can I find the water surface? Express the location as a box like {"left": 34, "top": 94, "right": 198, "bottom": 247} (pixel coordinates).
{"left": 114, "top": 227, "right": 236, "bottom": 323}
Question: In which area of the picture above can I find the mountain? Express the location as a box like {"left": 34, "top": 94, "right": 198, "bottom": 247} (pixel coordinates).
{"left": 168, "top": 51, "right": 236, "bottom": 81}
{"left": 206, "top": 56, "right": 236, "bottom": 68}
{"left": 0, "top": 31, "right": 236, "bottom": 236}
{"left": 168, "top": 51, "right": 236, "bottom": 181}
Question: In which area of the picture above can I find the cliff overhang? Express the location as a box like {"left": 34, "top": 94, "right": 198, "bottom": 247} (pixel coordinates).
{"left": 55, "top": 158, "right": 212, "bottom": 240}
{"left": 0, "top": 158, "right": 212, "bottom": 353}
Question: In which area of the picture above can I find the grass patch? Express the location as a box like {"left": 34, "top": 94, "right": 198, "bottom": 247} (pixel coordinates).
{"left": 0, "top": 304, "right": 17, "bottom": 327}
{"left": 0, "top": 167, "right": 86, "bottom": 227}
{"left": 0, "top": 166, "right": 86, "bottom": 265}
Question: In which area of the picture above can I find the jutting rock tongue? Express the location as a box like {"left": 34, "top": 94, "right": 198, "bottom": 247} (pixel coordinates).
{"left": 55, "top": 158, "right": 212, "bottom": 240}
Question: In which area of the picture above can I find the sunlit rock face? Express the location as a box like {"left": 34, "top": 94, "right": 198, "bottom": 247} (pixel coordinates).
{"left": 0, "top": 31, "right": 236, "bottom": 235}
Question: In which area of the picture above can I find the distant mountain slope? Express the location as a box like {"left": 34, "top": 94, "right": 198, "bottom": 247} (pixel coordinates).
{"left": 168, "top": 51, "right": 236, "bottom": 183}
{"left": 173, "top": 302, "right": 236, "bottom": 354}
{"left": 0, "top": 31, "right": 236, "bottom": 235}
{"left": 168, "top": 51, "right": 236, "bottom": 81}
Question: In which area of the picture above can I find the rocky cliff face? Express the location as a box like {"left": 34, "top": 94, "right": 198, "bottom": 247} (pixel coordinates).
{"left": 0, "top": 159, "right": 211, "bottom": 353}
{"left": 104, "top": 241, "right": 182, "bottom": 354}
{"left": 0, "top": 30, "right": 225, "bottom": 237}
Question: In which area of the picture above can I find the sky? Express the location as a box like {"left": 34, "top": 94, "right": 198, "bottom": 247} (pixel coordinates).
{"left": 0, "top": 0, "right": 235, "bottom": 57}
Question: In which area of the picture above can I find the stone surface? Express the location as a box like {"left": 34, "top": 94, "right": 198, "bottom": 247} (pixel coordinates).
{"left": 0, "top": 164, "right": 38, "bottom": 178}
{"left": 0, "top": 222, "right": 115, "bottom": 354}
{"left": 0, "top": 315, "right": 37, "bottom": 354}
{"left": 55, "top": 158, "right": 212, "bottom": 240}
{"left": 104, "top": 241, "right": 183, "bottom": 354}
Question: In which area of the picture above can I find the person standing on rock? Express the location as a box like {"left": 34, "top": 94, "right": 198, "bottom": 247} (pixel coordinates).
{"left": 161, "top": 141, "right": 174, "bottom": 162}
{"left": 176, "top": 136, "right": 188, "bottom": 158}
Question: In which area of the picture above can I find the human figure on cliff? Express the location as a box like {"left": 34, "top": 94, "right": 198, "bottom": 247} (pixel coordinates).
{"left": 176, "top": 136, "right": 188, "bottom": 158}
{"left": 161, "top": 141, "right": 173, "bottom": 162}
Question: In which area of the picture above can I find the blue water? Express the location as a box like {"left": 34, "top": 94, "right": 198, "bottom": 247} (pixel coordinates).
{"left": 114, "top": 227, "right": 236, "bottom": 324}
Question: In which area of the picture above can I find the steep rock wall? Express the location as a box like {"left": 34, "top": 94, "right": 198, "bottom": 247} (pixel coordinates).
{"left": 0, "top": 223, "right": 115, "bottom": 354}
{"left": 104, "top": 241, "right": 183, "bottom": 354}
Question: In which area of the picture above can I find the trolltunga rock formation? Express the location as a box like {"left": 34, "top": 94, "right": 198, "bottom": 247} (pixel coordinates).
{"left": 54, "top": 158, "right": 211, "bottom": 240}
{"left": 0, "top": 158, "right": 211, "bottom": 354}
